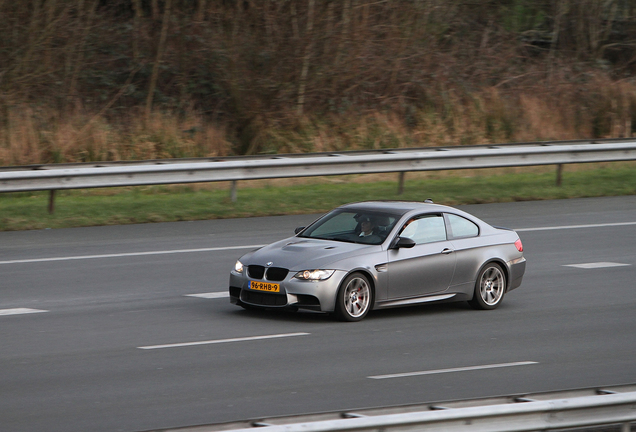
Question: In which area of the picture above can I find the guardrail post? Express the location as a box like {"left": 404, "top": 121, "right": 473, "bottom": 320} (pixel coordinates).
{"left": 622, "top": 421, "right": 632, "bottom": 432}
{"left": 48, "top": 190, "right": 56, "bottom": 214}
{"left": 398, "top": 172, "right": 405, "bottom": 195}
{"left": 230, "top": 181, "right": 237, "bottom": 202}
{"left": 556, "top": 164, "right": 563, "bottom": 186}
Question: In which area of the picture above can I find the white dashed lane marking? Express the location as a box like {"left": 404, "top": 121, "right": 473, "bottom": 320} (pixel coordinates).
{"left": 564, "top": 262, "right": 631, "bottom": 269}
{"left": 138, "top": 332, "right": 310, "bottom": 350}
{"left": 516, "top": 221, "right": 636, "bottom": 232}
{"left": 368, "top": 361, "right": 539, "bottom": 380}
{"left": 0, "top": 245, "right": 265, "bottom": 265}
{"left": 186, "top": 292, "right": 229, "bottom": 299}
{"left": 0, "top": 308, "right": 49, "bottom": 316}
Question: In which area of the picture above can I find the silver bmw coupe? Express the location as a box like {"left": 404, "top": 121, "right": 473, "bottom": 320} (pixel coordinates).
{"left": 229, "top": 201, "right": 526, "bottom": 321}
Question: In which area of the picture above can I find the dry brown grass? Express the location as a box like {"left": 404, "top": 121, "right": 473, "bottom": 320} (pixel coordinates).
{"left": 3, "top": 76, "right": 636, "bottom": 166}
{"left": 0, "top": 108, "right": 232, "bottom": 165}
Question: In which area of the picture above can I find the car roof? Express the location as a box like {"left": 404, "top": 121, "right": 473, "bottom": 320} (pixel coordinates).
{"left": 338, "top": 201, "right": 453, "bottom": 215}
{"left": 337, "top": 201, "right": 496, "bottom": 232}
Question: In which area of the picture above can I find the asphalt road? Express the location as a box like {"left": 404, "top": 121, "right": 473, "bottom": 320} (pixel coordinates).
{"left": 1, "top": 196, "right": 635, "bottom": 432}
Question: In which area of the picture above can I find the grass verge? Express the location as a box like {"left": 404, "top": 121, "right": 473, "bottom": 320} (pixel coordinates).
{"left": 1, "top": 164, "right": 635, "bottom": 231}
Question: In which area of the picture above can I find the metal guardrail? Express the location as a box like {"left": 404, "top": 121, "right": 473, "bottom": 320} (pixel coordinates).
{"left": 167, "top": 385, "right": 636, "bottom": 432}
{"left": 1, "top": 139, "right": 635, "bottom": 211}
{"left": 1, "top": 139, "right": 636, "bottom": 193}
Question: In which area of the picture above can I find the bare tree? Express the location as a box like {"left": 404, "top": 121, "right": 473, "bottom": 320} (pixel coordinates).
{"left": 297, "top": 0, "right": 316, "bottom": 116}
{"left": 146, "top": 0, "right": 173, "bottom": 122}
{"left": 68, "top": 0, "right": 98, "bottom": 111}
{"left": 132, "top": 0, "right": 143, "bottom": 61}
{"left": 196, "top": 0, "right": 207, "bottom": 22}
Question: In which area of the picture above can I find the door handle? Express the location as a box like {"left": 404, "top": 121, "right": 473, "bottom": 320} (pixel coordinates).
{"left": 441, "top": 248, "right": 453, "bottom": 255}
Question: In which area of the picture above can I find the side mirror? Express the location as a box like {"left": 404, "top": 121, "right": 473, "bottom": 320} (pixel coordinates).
{"left": 294, "top": 227, "right": 305, "bottom": 235}
{"left": 391, "top": 237, "right": 416, "bottom": 249}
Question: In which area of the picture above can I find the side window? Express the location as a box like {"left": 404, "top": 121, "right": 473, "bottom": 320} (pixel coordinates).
{"left": 447, "top": 214, "right": 479, "bottom": 239}
{"left": 400, "top": 214, "right": 447, "bottom": 244}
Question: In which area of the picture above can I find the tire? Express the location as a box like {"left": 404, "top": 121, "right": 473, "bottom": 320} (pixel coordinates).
{"left": 468, "top": 263, "right": 506, "bottom": 310}
{"left": 334, "top": 272, "right": 373, "bottom": 322}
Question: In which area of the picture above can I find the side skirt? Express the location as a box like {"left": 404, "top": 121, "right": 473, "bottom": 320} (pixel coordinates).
{"left": 375, "top": 293, "right": 457, "bottom": 309}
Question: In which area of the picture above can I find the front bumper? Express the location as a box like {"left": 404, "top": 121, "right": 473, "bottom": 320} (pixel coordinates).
{"left": 229, "top": 270, "right": 349, "bottom": 312}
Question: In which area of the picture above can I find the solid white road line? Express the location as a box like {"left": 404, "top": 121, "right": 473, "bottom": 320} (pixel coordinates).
{"left": 0, "top": 308, "right": 48, "bottom": 316}
{"left": 0, "top": 245, "right": 265, "bottom": 265}
{"left": 516, "top": 221, "right": 636, "bottom": 232}
{"left": 186, "top": 292, "right": 229, "bottom": 299}
{"left": 138, "top": 332, "right": 310, "bottom": 350}
{"left": 1, "top": 221, "right": 634, "bottom": 266}
{"left": 368, "top": 361, "right": 538, "bottom": 380}
{"left": 564, "top": 262, "right": 631, "bottom": 269}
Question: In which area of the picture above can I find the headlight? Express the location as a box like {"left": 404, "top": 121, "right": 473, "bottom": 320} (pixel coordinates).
{"left": 293, "top": 269, "right": 335, "bottom": 281}
{"left": 234, "top": 260, "right": 244, "bottom": 273}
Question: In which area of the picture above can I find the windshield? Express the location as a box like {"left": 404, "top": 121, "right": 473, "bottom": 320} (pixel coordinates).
{"left": 299, "top": 210, "right": 399, "bottom": 245}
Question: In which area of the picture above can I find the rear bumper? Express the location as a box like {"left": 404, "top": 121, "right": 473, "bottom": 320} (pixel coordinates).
{"left": 507, "top": 257, "right": 526, "bottom": 292}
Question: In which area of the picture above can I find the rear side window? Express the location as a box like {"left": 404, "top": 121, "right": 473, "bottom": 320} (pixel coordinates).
{"left": 446, "top": 214, "right": 479, "bottom": 239}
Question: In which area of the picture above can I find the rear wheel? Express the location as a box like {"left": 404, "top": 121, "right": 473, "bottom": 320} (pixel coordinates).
{"left": 334, "top": 272, "right": 373, "bottom": 321}
{"left": 469, "top": 263, "right": 506, "bottom": 310}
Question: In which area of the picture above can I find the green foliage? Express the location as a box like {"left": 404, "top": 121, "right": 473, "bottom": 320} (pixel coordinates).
{"left": 500, "top": 0, "right": 550, "bottom": 33}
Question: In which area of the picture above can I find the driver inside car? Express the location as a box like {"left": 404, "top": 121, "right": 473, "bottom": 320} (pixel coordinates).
{"left": 358, "top": 216, "right": 382, "bottom": 244}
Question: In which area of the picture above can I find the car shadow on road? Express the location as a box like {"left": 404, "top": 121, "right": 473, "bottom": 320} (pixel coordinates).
{"left": 216, "top": 299, "right": 497, "bottom": 323}
{"left": 228, "top": 307, "right": 334, "bottom": 323}
{"left": 365, "top": 301, "right": 476, "bottom": 321}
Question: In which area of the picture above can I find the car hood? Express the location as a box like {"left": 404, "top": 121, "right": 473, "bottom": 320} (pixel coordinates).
{"left": 240, "top": 237, "right": 380, "bottom": 270}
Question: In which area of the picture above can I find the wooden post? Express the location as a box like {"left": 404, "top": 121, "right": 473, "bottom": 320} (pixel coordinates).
{"left": 398, "top": 172, "right": 405, "bottom": 195}
{"left": 556, "top": 164, "right": 563, "bottom": 187}
{"left": 48, "top": 190, "right": 56, "bottom": 214}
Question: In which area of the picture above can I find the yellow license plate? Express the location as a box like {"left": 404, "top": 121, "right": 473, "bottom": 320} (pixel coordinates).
{"left": 249, "top": 281, "right": 280, "bottom": 292}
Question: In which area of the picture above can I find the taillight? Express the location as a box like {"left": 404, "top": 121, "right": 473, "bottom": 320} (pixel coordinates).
{"left": 514, "top": 239, "right": 523, "bottom": 252}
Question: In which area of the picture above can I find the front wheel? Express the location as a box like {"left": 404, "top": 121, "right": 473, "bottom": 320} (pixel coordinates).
{"left": 334, "top": 272, "right": 373, "bottom": 322}
{"left": 469, "top": 263, "right": 506, "bottom": 310}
